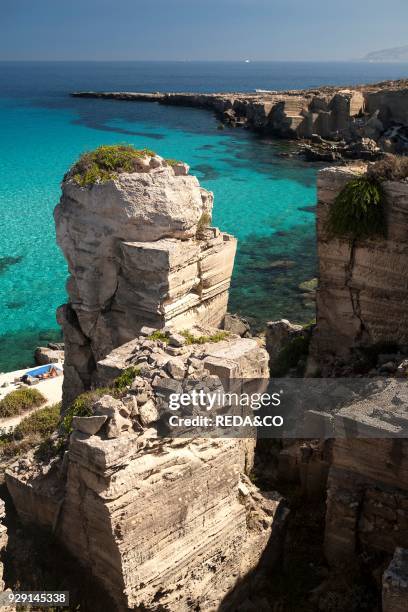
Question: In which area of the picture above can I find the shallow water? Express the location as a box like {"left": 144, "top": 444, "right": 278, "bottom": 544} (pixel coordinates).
{"left": 1, "top": 61, "right": 407, "bottom": 371}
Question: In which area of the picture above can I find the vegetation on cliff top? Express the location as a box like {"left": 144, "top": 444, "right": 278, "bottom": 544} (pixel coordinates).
{"left": 0, "top": 387, "right": 46, "bottom": 418}
{"left": 326, "top": 175, "right": 386, "bottom": 241}
{"left": 180, "top": 330, "right": 229, "bottom": 345}
{"left": 148, "top": 329, "right": 229, "bottom": 345}
{"left": 0, "top": 403, "right": 60, "bottom": 460}
{"left": 70, "top": 144, "right": 156, "bottom": 186}
{"left": 326, "top": 155, "right": 408, "bottom": 242}
{"left": 62, "top": 366, "right": 140, "bottom": 434}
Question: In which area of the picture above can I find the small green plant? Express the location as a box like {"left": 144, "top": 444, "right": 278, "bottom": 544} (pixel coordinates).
{"left": 0, "top": 388, "right": 46, "bottom": 418}
{"left": 70, "top": 144, "right": 156, "bottom": 186}
{"left": 326, "top": 176, "right": 386, "bottom": 241}
{"left": 180, "top": 330, "right": 229, "bottom": 345}
{"left": 165, "top": 158, "right": 180, "bottom": 167}
{"left": 62, "top": 367, "right": 139, "bottom": 434}
{"left": 113, "top": 366, "right": 140, "bottom": 392}
{"left": 148, "top": 330, "right": 169, "bottom": 344}
{"left": 62, "top": 387, "right": 112, "bottom": 434}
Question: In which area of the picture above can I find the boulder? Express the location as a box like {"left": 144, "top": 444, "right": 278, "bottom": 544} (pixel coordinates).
{"left": 138, "top": 398, "right": 159, "bottom": 426}
{"left": 265, "top": 319, "right": 304, "bottom": 368}
{"left": 34, "top": 346, "right": 64, "bottom": 365}
{"left": 223, "top": 313, "right": 251, "bottom": 337}
{"left": 72, "top": 415, "right": 107, "bottom": 436}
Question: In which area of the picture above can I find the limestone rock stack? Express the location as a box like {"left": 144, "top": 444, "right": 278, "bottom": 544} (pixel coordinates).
{"left": 310, "top": 164, "right": 408, "bottom": 364}
{"left": 54, "top": 152, "right": 237, "bottom": 406}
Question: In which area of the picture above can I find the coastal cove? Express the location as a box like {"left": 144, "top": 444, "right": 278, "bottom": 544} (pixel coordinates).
{"left": 1, "top": 61, "right": 408, "bottom": 372}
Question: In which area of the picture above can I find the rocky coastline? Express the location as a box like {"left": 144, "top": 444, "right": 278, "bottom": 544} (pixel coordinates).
{"left": 72, "top": 78, "right": 408, "bottom": 161}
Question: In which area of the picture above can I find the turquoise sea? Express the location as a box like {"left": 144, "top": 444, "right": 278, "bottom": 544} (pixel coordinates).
{"left": 1, "top": 61, "right": 408, "bottom": 371}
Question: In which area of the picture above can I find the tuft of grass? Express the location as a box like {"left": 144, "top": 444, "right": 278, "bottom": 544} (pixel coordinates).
{"left": 113, "top": 366, "right": 140, "bottom": 392}
{"left": 0, "top": 388, "right": 46, "bottom": 418}
{"left": 70, "top": 144, "right": 156, "bottom": 187}
{"left": 148, "top": 330, "right": 169, "bottom": 344}
{"left": 165, "top": 158, "right": 180, "bottom": 167}
{"left": 181, "top": 330, "right": 229, "bottom": 345}
{"left": 326, "top": 176, "right": 386, "bottom": 241}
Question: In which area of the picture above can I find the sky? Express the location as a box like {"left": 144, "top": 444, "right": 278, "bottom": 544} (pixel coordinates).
{"left": 1, "top": 0, "right": 408, "bottom": 62}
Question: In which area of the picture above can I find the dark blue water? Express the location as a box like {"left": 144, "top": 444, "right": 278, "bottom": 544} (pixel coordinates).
{"left": 1, "top": 61, "right": 407, "bottom": 371}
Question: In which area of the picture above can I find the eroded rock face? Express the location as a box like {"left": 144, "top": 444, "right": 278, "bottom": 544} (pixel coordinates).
{"left": 383, "top": 548, "right": 408, "bottom": 612}
{"left": 310, "top": 164, "right": 408, "bottom": 365}
{"left": 55, "top": 153, "right": 237, "bottom": 407}
{"left": 6, "top": 331, "right": 286, "bottom": 611}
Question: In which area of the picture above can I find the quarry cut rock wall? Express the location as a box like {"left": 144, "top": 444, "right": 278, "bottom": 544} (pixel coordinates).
{"left": 54, "top": 154, "right": 237, "bottom": 407}
{"left": 6, "top": 331, "right": 288, "bottom": 611}
{"left": 310, "top": 164, "right": 408, "bottom": 365}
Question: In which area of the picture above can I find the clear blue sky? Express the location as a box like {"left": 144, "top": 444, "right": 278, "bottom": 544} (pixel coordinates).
{"left": 1, "top": 0, "right": 408, "bottom": 61}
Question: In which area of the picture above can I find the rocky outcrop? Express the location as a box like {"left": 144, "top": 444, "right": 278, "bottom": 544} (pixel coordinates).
{"left": 55, "top": 152, "right": 236, "bottom": 407}
{"left": 383, "top": 548, "right": 408, "bottom": 612}
{"left": 34, "top": 344, "right": 64, "bottom": 365}
{"left": 72, "top": 80, "right": 408, "bottom": 154}
{"left": 6, "top": 331, "right": 288, "bottom": 611}
{"left": 310, "top": 164, "right": 408, "bottom": 365}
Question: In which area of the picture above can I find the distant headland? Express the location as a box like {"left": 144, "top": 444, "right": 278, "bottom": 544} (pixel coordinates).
{"left": 72, "top": 78, "right": 408, "bottom": 161}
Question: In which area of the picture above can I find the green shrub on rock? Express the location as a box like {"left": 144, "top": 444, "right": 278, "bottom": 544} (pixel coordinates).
{"left": 14, "top": 403, "right": 60, "bottom": 440}
{"left": 0, "top": 403, "right": 61, "bottom": 460}
{"left": 326, "top": 176, "right": 386, "bottom": 241}
{"left": 70, "top": 144, "right": 156, "bottom": 187}
{"left": 0, "top": 387, "right": 47, "bottom": 418}
{"left": 113, "top": 366, "right": 140, "bottom": 392}
{"left": 62, "top": 387, "right": 112, "bottom": 434}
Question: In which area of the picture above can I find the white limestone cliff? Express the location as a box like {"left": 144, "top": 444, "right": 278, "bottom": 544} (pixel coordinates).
{"left": 54, "top": 152, "right": 237, "bottom": 407}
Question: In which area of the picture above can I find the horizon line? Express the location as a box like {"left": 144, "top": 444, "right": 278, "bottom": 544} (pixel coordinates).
{"left": 0, "top": 58, "right": 393, "bottom": 63}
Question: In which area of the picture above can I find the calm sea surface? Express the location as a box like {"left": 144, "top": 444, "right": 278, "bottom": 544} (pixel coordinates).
{"left": 1, "top": 61, "right": 408, "bottom": 371}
